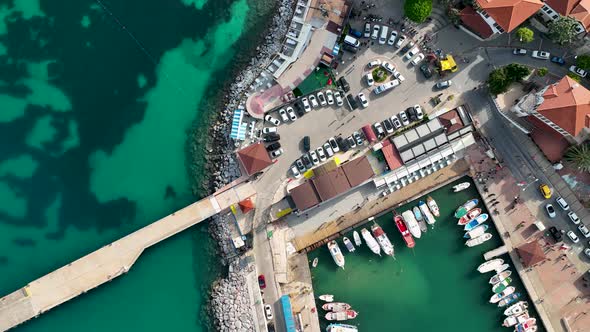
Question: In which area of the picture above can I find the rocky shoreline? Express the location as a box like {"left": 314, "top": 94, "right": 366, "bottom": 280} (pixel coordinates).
{"left": 205, "top": 0, "right": 296, "bottom": 331}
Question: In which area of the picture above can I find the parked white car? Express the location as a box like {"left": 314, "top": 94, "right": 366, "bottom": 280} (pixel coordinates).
{"left": 301, "top": 97, "right": 311, "bottom": 112}
{"left": 290, "top": 164, "right": 301, "bottom": 178}
{"left": 568, "top": 211, "right": 580, "bottom": 225}
{"left": 328, "top": 137, "right": 339, "bottom": 153}
{"left": 411, "top": 53, "right": 425, "bottom": 66}
{"left": 378, "top": 25, "right": 388, "bottom": 45}
{"left": 262, "top": 127, "right": 277, "bottom": 134}
{"left": 316, "top": 147, "right": 327, "bottom": 162}
{"left": 387, "top": 30, "right": 398, "bottom": 45}
{"left": 546, "top": 203, "right": 556, "bottom": 218}
{"left": 326, "top": 90, "right": 334, "bottom": 105}
{"left": 566, "top": 230, "right": 579, "bottom": 243}
{"left": 556, "top": 196, "right": 570, "bottom": 210}
{"left": 413, "top": 105, "right": 424, "bottom": 120}
{"left": 286, "top": 107, "right": 297, "bottom": 121}
{"left": 317, "top": 91, "right": 327, "bottom": 106}
{"left": 309, "top": 94, "right": 319, "bottom": 108}
{"left": 394, "top": 34, "right": 406, "bottom": 48}
{"left": 323, "top": 142, "right": 334, "bottom": 157}
{"left": 381, "top": 61, "right": 395, "bottom": 73}
{"left": 264, "top": 114, "right": 280, "bottom": 126}
{"left": 531, "top": 50, "right": 550, "bottom": 60}
{"left": 373, "top": 79, "right": 399, "bottom": 95}
{"left": 270, "top": 148, "right": 283, "bottom": 158}
{"left": 278, "top": 108, "right": 289, "bottom": 122}
{"left": 399, "top": 111, "right": 409, "bottom": 126}
{"left": 309, "top": 150, "right": 320, "bottom": 165}
{"left": 334, "top": 91, "right": 343, "bottom": 106}
{"left": 367, "top": 59, "right": 382, "bottom": 68}
{"left": 579, "top": 224, "right": 590, "bottom": 238}
{"left": 264, "top": 304, "right": 273, "bottom": 321}
{"left": 404, "top": 47, "right": 419, "bottom": 60}
{"left": 371, "top": 24, "right": 380, "bottom": 39}
{"left": 391, "top": 115, "right": 402, "bottom": 129}
{"left": 570, "top": 65, "right": 588, "bottom": 78}
{"left": 365, "top": 72, "right": 374, "bottom": 86}
{"left": 358, "top": 92, "right": 369, "bottom": 108}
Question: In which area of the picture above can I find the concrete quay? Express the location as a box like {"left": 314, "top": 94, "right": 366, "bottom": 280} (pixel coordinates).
{"left": 0, "top": 183, "right": 256, "bottom": 331}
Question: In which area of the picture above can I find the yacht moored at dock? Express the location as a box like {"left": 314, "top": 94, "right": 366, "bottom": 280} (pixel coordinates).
{"left": 361, "top": 228, "right": 381, "bottom": 256}
{"left": 463, "top": 214, "right": 489, "bottom": 231}
{"left": 394, "top": 214, "right": 415, "bottom": 248}
{"left": 325, "top": 310, "right": 358, "bottom": 321}
{"left": 503, "top": 301, "right": 528, "bottom": 316}
{"left": 464, "top": 224, "right": 489, "bottom": 239}
{"left": 328, "top": 240, "right": 345, "bottom": 269}
{"left": 457, "top": 208, "right": 481, "bottom": 225}
{"left": 371, "top": 223, "right": 395, "bottom": 257}
{"left": 498, "top": 293, "right": 522, "bottom": 307}
{"left": 343, "top": 237, "right": 355, "bottom": 253}
{"left": 490, "top": 270, "right": 512, "bottom": 285}
{"left": 402, "top": 210, "right": 422, "bottom": 239}
{"left": 353, "top": 231, "right": 362, "bottom": 246}
{"left": 427, "top": 196, "right": 440, "bottom": 217}
{"left": 465, "top": 233, "right": 492, "bottom": 247}
{"left": 319, "top": 294, "right": 334, "bottom": 302}
{"left": 418, "top": 201, "right": 436, "bottom": 226}
{"left": 322, "top": 302, "right": 351, "bottom": 312}
{"left": 452, "top": 182, "right": 471, "bottom": 192}
{"left": 490, "top": 286, "right": 516, "bottom": 303}
{"left": 477, "top": 258, "right": 504, "bottom": 273}
{"left": 326, "top": 323, "right": 358, "bottom": 332}
{"left": 455, "top": 198, "right": 479, "bottom": 218}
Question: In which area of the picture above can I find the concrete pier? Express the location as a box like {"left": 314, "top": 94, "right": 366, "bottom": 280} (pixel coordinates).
{"left": 0, "top": 183, "right": 256, "bottom": 331}
{"left": 483, "top": 245, "right": 509, "bottom": 260}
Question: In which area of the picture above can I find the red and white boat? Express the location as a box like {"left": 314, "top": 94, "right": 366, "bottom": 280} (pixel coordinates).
{"left": 325, "top": 310, "right": 358, "bottom": 321}
{"left": 394, "top": 214, "right": 415, "bottom": 248}
{"left": 322, "top": 302, "right": 351, "bottom": 312}
{"left": 514, "top": 318, "right": 537, "bottom": 332}
{"left": 371, "top": 223, "right": 395, "bottom": 257}
{"left": 457, "top": 208, "right": 481, "bottom": 225}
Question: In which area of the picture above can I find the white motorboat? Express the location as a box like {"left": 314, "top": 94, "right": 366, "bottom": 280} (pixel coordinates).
{"left": 477, "top": 258, "right": 504, "bottom": 273}
{"left": 361, "top": 228, "right": 381, "bottom": 256}
{"left": 328, "top": 240, "right": 345, "bottom": 269}
{"left": 453, "top": 182, "right": 471, "bottom": 192}
{"left": 327, "top": 323, "right": 358, "bottom": 332}
{"left": 496, "top": 264, "right": 510, "bottom": 273}
{"left": 312, "top": 257, "right": 319, "bottom": 268}
{"left": 419, "top": 201, "right": 436, "bottom": 226}
{"left": 353, "top": 231, "right": 362, "bottom": 246}
{"left": 504, "top": 301, "right": 528, "bottom": 316}
{"left": 503, "top": 312, "right": 529, "bottom": 327}
{"left": 465, "top": 233, "right": 492, "bottom": 247}
{"left": 322, "top": 302, "right": 351, "bottom": 312}
{"left": 402, "top": 210, "right": 421, "bottom": 238}
{"left": 343, "top": 237, "right": 355, "bottom": 253}
{"left": 489, "top": 286, "right": 516, "bottom": 303}
{"left": 490, "top": 270, "right": 512, "bottom": 284}
{"left": 427, "top": 196, "right": 440, "bottom": 217}
{"left": 319, "top": 294, "right": 334, "bottom": 302}
{"left": 371, "top": 223, "right": 395, "bottom": 257}
{"left": 464, "top": 224, "right": 489, "bottom": 239}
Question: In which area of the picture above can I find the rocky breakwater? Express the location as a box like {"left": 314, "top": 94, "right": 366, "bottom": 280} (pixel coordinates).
{"left": 201, "top": 0, "right": 295, "bottom": 194}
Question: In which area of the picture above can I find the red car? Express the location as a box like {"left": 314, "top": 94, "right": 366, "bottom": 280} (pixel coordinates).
{"left": 258, "top": 275, "right": 266, "bottom": 289}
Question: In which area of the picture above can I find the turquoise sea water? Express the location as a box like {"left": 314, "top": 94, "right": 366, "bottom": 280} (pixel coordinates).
{"left": 0, "top": 0, "right": 275, "bottom": 330}
{"left": 310, "top": 178, "right": 544, "bottom": 332}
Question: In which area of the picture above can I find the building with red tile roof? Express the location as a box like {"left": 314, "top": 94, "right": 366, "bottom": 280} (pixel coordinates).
{"left": 476, "top": 0, "right": 543, "bottom": 32}
{"left": 540, "top": 0, "right": 590, "bottom": 33}
{"left": 460, "top": 6, "right": 495, "bottom": 39}
{"left": 544, "top": 0, "right": 579, "bottom": 15}
{"left": 570, "top": 0, "right": 590, "bottom": 31}
{"left": 236, "top": 143, "right": 273, "bottom": 176}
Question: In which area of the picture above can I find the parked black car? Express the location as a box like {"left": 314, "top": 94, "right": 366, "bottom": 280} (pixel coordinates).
{"left": 293, "top": 102, "right": 305, "bottom": 117}
{"left": 342, "top": 43, "right": 359, "bottom": 53}
{"left": 263, "top": 133, "right": 280, "bottom": 142}
{"left": 338, "top": 77, "right": 350, "bottom": 93}
{"left": 400, "top": 41, "right": 415, "bottom": 54}
{"left": 549, "top": 226, "right": 562, "bottom": 242}
{"left": 346, "top": 94, "right": 358, "bottom": 110}
{"left": 303, "top": 136, "right": 310, "bottom": 152}
{"left": 302, "top": 154, "right": 313, "bottom": 169}
{"left": 336, "top": 136, "right": 350, "bottom": 152}
{"left": 406, "top": 106, "right": 418, "bottom": 122}
{"left": 419, "top": 63, "right": 433, "bottom": 79}
{"left": 266, "top": 142, "right": 281, "bottom": 151}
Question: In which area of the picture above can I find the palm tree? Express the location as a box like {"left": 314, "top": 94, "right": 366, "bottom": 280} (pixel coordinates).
{"left": 564, "top": 144, "right": 590, "bottom": 172}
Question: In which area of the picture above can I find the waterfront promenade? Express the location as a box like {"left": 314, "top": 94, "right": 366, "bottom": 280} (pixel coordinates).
{"left": 0, "top": 183, "right": 256, "bottom": 331}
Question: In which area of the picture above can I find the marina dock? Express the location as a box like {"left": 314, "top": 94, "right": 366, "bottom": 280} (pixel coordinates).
{"left": 483, "top": 245, "right": 509, "bottom": 260}
{"left": 0, "top": 183, "right": 256, "bottom": 331}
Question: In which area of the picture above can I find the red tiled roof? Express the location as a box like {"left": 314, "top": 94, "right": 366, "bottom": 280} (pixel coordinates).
{"left": 381, "top": 140, "right": 404, "bottom": 171}
{"left": 341, "top": 156, "right": 375, "bottom": 187}
{"left": 476, "top": 0, "right": 543, "bottom": 32}
{"left": 236, "top": 143, "right": 273, "bottom": 176}
{"left": 571, "top": 0, "right": 590, "bottom": 31}
{"left": 538, "top": 76, "right": 590, "bottom": 137}
{"left": 290, "top": 181, "right": 321, "bottom": 211}
{"left": 438, "top": 110, "right": 465, "bottom": 134}
{"left": 545, "top": 0, "right": 579, "bottom": 15}
{"left": 516, "top": 241, "right": 546, "bottom": 267}
{"left": 238, "top": 197, "right": 255, "bottom": 213}
{"left": 526, "top": 116, "right": 571, "bottom": 162}
{"left": 312, "top": 167, "right": 351, "bottom": 201}
{"left": 460, "top": 7, "right": 494, "bottom": 38}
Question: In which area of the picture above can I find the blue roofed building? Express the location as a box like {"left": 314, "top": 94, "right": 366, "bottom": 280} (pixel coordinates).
{"left": 280, "top": 295, "right": 296, "bottom": 332}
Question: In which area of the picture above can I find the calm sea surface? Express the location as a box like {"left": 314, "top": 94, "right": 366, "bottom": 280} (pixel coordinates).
{"left": 310, "top": 177, "right": 545, "bottom": 332}
{"left": 0, "top": 0, "right": 275, "bottom": 330}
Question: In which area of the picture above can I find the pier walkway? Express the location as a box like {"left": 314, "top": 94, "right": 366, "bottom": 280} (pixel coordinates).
{"left": 0, "top": 183, "right": 256, "bottom": 331}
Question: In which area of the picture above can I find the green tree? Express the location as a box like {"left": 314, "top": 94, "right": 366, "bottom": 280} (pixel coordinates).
{"left": 487, "top": 68, "right": 510, "bottom": 95}
{"left": 576, "top": 54, "right": 590, "bottom": 70}
{"left": 564, "top": 144, "right": 590, "bottom": 172}
{"left": 516, "top": 27, "right": 534, "bottom": 43}
{"left": 447, "top": 7, "right": 461, "bottom": 25}
{"left": 568, "top": 72, "right": 582, "bottom": 83}
{"left": 537, "top": 67, "right": 548, "bottom": 77}
{"left": 405, "top": 0, "right": 433, "bottom": 23}
{"left": 505, "top": 63, "right": 531, "bottom": 81}
{"left": 548, "top": 16, "right": 579, "bottom": 45}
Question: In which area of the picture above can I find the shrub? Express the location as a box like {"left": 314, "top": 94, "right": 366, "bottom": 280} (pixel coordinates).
{"left": 548, "top": 16, "right": 579, "bottom": 45}
{"left": 405, "top": 0, "right": 433, "bottom": 23}
{"left": 537, "top": 67, "right": 548, "bottom": 77}
{"left": 516, "top": 27, "right": 534, "bottom": 43}
{"left": 487, "top": 64, "right": 531, "bottom": 95}
{"left": 568, "top": 72, "right": 582, "bottom": 83}
{"left": 372, "top": 68, "right": 388, "bottom": 83}
{"left": 576, "top": 54, "right": 590, "bottom": 70}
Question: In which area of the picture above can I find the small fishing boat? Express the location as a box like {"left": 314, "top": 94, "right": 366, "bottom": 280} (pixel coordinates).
{"left": 325, "top": 310, "right": 358, "bottom": 321}
{"left": 463, "top": 214, "right": 489, "bottom": 231}
{"left": 503, "top": 312, "right": 529, "bottom": 327}
{"left": 328, "top": 240, "right": 345, "bottom": 269}
{"left": 322, "top": 302, "right": 351, "bottom": 312}
{"left": 361, "top": 228, "right": 381, "bottom": 256}
{"left": 327, "top": 323, "right": 358, "bottom": 332}
{"left": 353, "top": 231, "right": 362, "bottom": 246}
{"left": 427, "top": 196, "right": 440, "bottom": 217}
{"left": 492, "top": 277, "right": 513, "bottom": 293}
{"left": 402, "top": 210, "right": 421, "bottom": 238}
{"left": 496, "top": 264, "right": 510, "bottom": 273}
{"left": 457, "top": 208, "right": 482, "bottom": 225}
{"left": 464, "top": 224, "right": 489, "bottom": 239}
{"left": 453, "top": 182, "right": 471, "bottom": 192}
{"left": 342, "top": 237, "right": 355, "bottom": 253}
{"left": 394, "top": 214, "right": 415, "bottom": 248}
{"left": 465, "top": 233, "right": 492, "bottom": 247}
{"left": 498, "top": 293, "right": 521, "bottom": 308}
{"left": 477, "top": 258, "right": 504, "bottom": 273}
{"left": 454, "top": 198, "right": 479, "bottom": 218}
{"left": 504, "top": 301, "right": 528, "bottom": 316}
{"left": 319, "top": 294, "right": 334, "bottom": 302}
{"left": 490, "top": 270, "right": 512, "bottom": 284}
{"left": 490, "top": 286, "right": 516, "bottom": 303}
{"left": 514, "top": 318, "right": 537, "bottom": 332}
{"left": 418, "top": 219, "right": 428, "bottom": 233}
{"left": 312, "top": 257, "right": 319, "bottom": 268}
{"left": 413, "top": 206, "right": 423, "bottom": 221}
{"left": 371, "top": 223, "right": 395, "bottom": 257}
{"left": 418, "top": 201, "right": 436, "bottom": 225}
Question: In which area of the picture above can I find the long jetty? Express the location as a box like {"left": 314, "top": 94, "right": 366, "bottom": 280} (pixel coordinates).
{"left": 0, "top": 182, "right": 256, "bottom": 331}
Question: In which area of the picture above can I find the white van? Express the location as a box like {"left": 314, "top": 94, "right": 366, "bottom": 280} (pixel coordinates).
{"left": 379, "top": 26, "right": 389, "bottom": 45}
{"left": 344, "top": 35, "right": 360, "bottom": 48}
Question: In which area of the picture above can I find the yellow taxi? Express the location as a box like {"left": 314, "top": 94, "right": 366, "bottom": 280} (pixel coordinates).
{"left": 539, "top": 184, "right": 552, "bottom": 199}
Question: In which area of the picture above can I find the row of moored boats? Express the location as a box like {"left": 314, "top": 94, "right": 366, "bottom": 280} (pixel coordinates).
{"left": 326, "top": 196, "right": 441, "bottom": 269}
{"left": 454, "top": 196, "right": 492, "bottom": 247}
{"left": 318, "top": 295, "right": 359, "bottom": 331}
